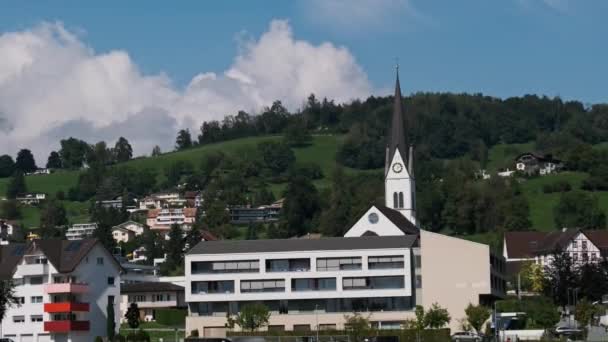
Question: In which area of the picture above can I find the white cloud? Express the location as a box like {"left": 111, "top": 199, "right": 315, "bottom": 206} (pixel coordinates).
{"left": 0, "top": 20, "right": 371, "bottom": 161}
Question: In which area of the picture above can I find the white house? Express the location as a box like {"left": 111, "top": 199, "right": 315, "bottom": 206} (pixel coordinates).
{"left": 120, "top": 282, "right": 185, "bottom": 322}
{"left": 147, "top": 208, "right": 197, "bottom": 233}
{"left": 184, "top": 70, "right": 506, "bottom": 336}
{"left": 1, "top": 220, "right": 18, "bottom": 245}
{"left": 503, "top": 228, "right": 608, "bottom": 277}
{"left": 66, "top": 223, "right": 98, "bottom": 240}
{"left": 111, "top": 221, "right": 145, "bottom": 243}
{"left": 16, "top": 193, "right": 47, "bottom": 205}
{"left": 515, "top": 153, "right": 562, "bottom": 176}
{"left": 0, "top": 239, "right": 122, "bottom": 342}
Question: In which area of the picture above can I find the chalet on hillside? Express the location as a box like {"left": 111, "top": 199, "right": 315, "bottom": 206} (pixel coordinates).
{"left": 515, "top": 152, "right": 563, "bottom": 176}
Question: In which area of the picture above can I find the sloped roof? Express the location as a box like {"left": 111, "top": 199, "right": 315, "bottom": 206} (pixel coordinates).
{"left": 201, "top": 230, "right": 218, "bottom": 241}
{"left": 504, "top": 231, "right": 548, "bottom": 258}
{"left": 376, "top": 205, "right": 419, "bottom": 235}
{"left": 505, "top": 229, "right": 608, "bottom": 258}
{"left": 188, "top": 235, "right": 418, "bottom": 255}
{"left": 0, "top": 243, "right": 27, "bottom": 280}
{"left": 113, "top": 221, "right": 144, "bottom": 229}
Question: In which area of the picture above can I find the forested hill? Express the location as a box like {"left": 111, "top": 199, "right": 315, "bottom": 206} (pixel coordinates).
{"left": 2, "top": 92, "right": 608, "bottom": 249}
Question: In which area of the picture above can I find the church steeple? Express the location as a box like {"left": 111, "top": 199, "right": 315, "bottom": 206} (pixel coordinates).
{"left": 384, "top": 65, "right": 416, "bottom": 226}
{"left": 388, "top": 65, "right": 408, "bottom": 168}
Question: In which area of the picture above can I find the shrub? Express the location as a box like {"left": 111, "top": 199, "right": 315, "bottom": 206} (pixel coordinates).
{"left": 94, "top": 337, "right": 103, "bottom": 342}
{"left": 189, "top": 329, "right": 200, "bottom": 337}
{"left": 155, "top": 308, "right": 187, "bottom": 326}
{"left": 126, "top": 329, "right": 150, "bottom": 342}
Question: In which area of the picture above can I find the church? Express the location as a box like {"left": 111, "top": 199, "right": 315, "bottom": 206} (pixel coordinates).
{"left": 184, "top": 70, "right": 507, "bottom": 335}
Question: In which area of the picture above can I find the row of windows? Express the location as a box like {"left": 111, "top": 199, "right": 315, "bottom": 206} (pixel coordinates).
{"left": 191, "top": 276, "right": 405, "bottom": 294}
{"left": 12, "top": 315, "right": 42, "bottom": 323}
{"left": 14, "top": 296, "right": 42, "bottom": 304}
{"left": 191, "top": 255, "right": 406, "bottom": 275}
{"left": 128, "top": 294, "right": 174, "bottom": 302}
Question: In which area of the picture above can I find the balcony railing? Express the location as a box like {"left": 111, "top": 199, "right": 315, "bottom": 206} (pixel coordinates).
{"left": 44, "top": 302, "right": 90, "bottom": 313}
{"left": 19, "top": 263, "right": 48, "bottom": 276}
{"left": 44, "top": 283, "right": 89, "bottom": 294}
{"left": 44, "top": 320, "right": 90, "bottom": 332}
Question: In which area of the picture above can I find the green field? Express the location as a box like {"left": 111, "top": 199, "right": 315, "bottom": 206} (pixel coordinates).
{"left": 485, "top": 141, "right": 534, "bottom": 172}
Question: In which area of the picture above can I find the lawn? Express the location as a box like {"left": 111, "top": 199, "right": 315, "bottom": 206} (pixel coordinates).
{"left": 120, "top": 322, "right": 185, "bottom": 342}
{"left": 0, "top": 170, "right": 79, "bottom": 198}
{"left": 485, "top": 141, "right": 535, "bottom": 173}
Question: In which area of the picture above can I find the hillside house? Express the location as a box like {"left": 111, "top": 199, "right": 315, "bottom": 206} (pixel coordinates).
{"left": 25, "top": 168, "right": 52, "bottom": 176}
{"left": 515, "top": 153, "right": 563, "bottom": 176}
{"left": 185, "top": 191, "right": 203, "bottom": 208}
{"left": 16, "top": 193, "right": 47, "bottom": 205}
{"left": 0, "top": 220, "right": 19, "bottom": 245}
{"left": 138, "top": 192, "right": 185, "bottom": 210}
{"left": 66, "top": 223, "right": 98, "bottom": 240}
{"left": 120, "top": 282, "right": 185, "bottom": 322}
{"left": 147, "top": 208, "right": 197, "bottom": 232}
{"left": 228, "top": 199, "right": 283, "bottom": 225}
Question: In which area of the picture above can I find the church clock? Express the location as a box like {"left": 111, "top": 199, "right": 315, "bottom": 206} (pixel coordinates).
{"left": 392, "top": 162, "right": 403, "bottom": 173}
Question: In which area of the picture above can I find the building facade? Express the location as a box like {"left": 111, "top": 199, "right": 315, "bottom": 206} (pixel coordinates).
{"left": 0, "top": 239, "right": 121, "bottom": 342}
{"left": 147, "top": 208, "right": 197, "bottom": 232}
{"left": 65, "top": 223, "right": 98, "bottom": 241}
{"left": 120, "top": 282, "right": 185, "bottom": 322}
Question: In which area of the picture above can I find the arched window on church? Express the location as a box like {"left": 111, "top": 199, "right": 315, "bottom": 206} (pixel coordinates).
{"left": 393, "top": 192, "right": 398, "bottom": 208}
{"left": 398, "top": 192, "right": 404, "bottom": 208}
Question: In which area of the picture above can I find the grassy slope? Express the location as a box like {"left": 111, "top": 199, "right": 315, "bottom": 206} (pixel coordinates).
{"left": 485, "top": 142, "right": 535, "bottom": 173}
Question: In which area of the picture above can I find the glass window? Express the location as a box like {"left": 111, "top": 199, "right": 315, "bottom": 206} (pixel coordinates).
{"left": 97, "top": 257, "right": 104, "bottom": 265}
{"left": 241, "top": 279, "right": 285, "bottom": 293}
{"left": 369, "top": 255, "right": 404, "bottom": 269}
{"left": 292, "top": 278, "right": 336, "bottom": 292}
{"left": 12, "top": 316, "right": 25, "bottom": 323}
{"left": 343, "top": 276, "right": 404, "bottom": 290}
{"left": 317, "top": 257, "right": 362, "bottom": 271}
{"left": 191, "top": 281, "right": 235, "bottom": 294}
{"left": 191, "top": 260, "right": 259, "bottom": 274}
{"left": 30, "top": 296, "right": 43, "bottom": 303}
{"left": 29, "top": 276, "right": 43, "bottom": 285}
{"left": 415, "top": 275, "right": 422, "bottom": 289}
{"left": 108, "top": 277, "right": 115, "bottom": 286}
{"left": 31, "top": 315, "right": 43, "bottom": 322}
{"left": 15, "top": 297, "right": 25, "bottom": 304}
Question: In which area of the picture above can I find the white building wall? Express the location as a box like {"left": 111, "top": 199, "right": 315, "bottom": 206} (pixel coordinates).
{"left": 344, "top": 206, "right": 406, "bottom": 237}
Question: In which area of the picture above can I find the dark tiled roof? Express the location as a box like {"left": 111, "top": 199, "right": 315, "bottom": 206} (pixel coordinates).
{"left": 201, "top": 230, "right": 218, "bottom": 241}
{"left": 535, "top": 229, "right": 580, "bottom": 253}
{"left": 188, "top": 235, "right": 418, "bottom": 255}
{"left": 0, "top": 239, "right": 120, "bottom": 280}
{"left": 376, "top": 205, "right": 419, "bottom": 235}
{"left": 0, "top": 244, "right": 27, "bottom": 280}
{"left": 121, "top": 282, "right": 184, "bottom": 294}
{"left": 504, "top": 232, "right": 549, "bottom": 258}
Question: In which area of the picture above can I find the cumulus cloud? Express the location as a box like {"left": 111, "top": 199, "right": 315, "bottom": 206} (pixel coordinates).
{"left": 0, "top": 20, "right": 371, "bottom": 160}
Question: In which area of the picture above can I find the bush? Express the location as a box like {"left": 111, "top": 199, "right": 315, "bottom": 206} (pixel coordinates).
{"left": 542, "top": 180, "right": 572, "bottom": 193}
{"left": 189, "top": 329, "right": 200, "bottom": 337}
{"left": 126, "top": 329, "right": 150, "bottom": 342}
{"left": 155, "top": 308, "right": 187, "bottom": 326}
{"left": 95, "top": 337, "right": 103, "bottom": 342}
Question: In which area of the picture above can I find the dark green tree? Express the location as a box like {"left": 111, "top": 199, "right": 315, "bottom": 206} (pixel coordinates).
{"left": 543, "top": 250, "right": 578, "bottom": 307}
{"left": 166, "top": 224, "right": 185, "bottom": 269}
{"left": 114, "top": 137, "right": 133, "bottom": 163}
{"left": 151, "top": 145, "right": 162, "bottom": 156}
{"left": 283, "top": 117, "right": 312, "bottom": 147}
{"left": 0, "top": 280, "right": 19, "bottom": 326}
{"left": 59, "top": 137, "right": 90, "bottom": 169}
{"left": 175, "top": 129, "right": 193, "bottom": 150}
{"left": 39, "top": 200, "right": 68, "bottom": 239}
{"left": 578, "top": 261, "right": 608, "bottom": 302}
{"left": 257, "top": 141, "right": 295, "bottom": 176}
{"left": 185, "top": 224, "right": 202, "bottom": 251}
{"left": 15, "top": 149, "right": 37, "bottom": 173}
{"left": 0, "top": 155, "right": 15, "bottom": 178}
{"left": 246, "top": 222, "right": 259, "bottom": 240}
{"left": 6, "top": 171, "right": 26, "bottom": 199}
{"left": 252, "top": 187, "right": 276, "bottom": 207}
{"left": 424, "top": 303, "right": 451, "bottom": 329}
{"left": 142, "top": 228, "right": 164, "bottom": 265}
{"left": 280, "top": 174, "right": 320, "bottom": 237}
{"left": 320, "top": 167, "right": 353, "bottom": 237}
{"left": 235, "top": 303, "right": 271, "bottom": 332}
{"left": 554, "top": 191, "right": 606, "bottom": 229}
{"left": 125, "top": 302, "right": 140, "bottom": 329}
{"left": 1, "top": 200, "right": 21, "bottom": 220}
{"left": 344, "top": 312, "right": 372, "bottom": 342}
{"left": 46, "top": 151, "right": 62, "bottom": 169}
{"left": 106, "top": 300, "right": 116, "bottom": 339}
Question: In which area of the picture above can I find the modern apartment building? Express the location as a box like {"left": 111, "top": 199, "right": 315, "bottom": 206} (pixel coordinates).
{"left": 186, "top": 236, "right": 417, "bottom": 335}
{"left": 65, "top": 223, "right": 98, "bottom": 240}
{"left": 0, "top": 239, "right": 121, "bottom": 342}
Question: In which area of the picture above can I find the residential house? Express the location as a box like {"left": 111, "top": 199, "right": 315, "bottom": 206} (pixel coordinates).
{"left": 503, "top": 228, "right": 608, "bottom": 277}
{"left": 515, "top": 153, "right": 563, "bottom": 176}
{"left": 1, "top": 219, "right": 19, "bottom": 245}
{"left": 66, "top": 223, "right": 98, "bottom": 240}
{"left": 228, "top": 199, "right": 283, "bottom": 225}
{"left": 0, "top": 239, "right": 122, "bottom": 342}
{"left": 111, "top": 221, "right": 145, "bottom": 243}
{"left": 16, "top": 193, "right": 47, "bottom": 205}
{"left": 185, "top": 191, "right": 203, "bottom": 208}
{"left": 25, "top": 168, "right": 52, "bottom": 176}
{"left": 139, "top": 192, "right": 185, "bottom": 210}
{"left": 147, "top": 208, "right": 197, "bottom": 233}
{"left": 120, "top": 282, "right": 185, "bottom": 322}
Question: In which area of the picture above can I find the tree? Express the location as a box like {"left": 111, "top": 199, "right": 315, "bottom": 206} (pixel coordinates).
{"left": 344, "top": 312, "right": 372, "bottom": 342}
{"left": 87, "top": 141, "right": 113, "bottom": 167}
{"left": 1, "top": 200, "right": 21, "bottom": 220}
{"left": 283, "top": 118, "right": 312, "bottom": 147}
{"left": 59, "top": 137, "right": 90, "bottom": 169}
{"left": 166, "top": 224, "right": 185, "bottom": 269}
{"left": 142, "top": 228, "right": 164, "bottom": 265}
{"left": 15, "top": 149, "right": 37, "bottom": 173}
{"left": 554, "top": 191, "right": 606, "bottom": 229}
{"left": 0, "top": 280, "right": 19, "bottom": 325}
{"left": 574, "top": 299, "right": 601, "bottom": 330}
{"left": 424, "top": 303, "right": 451, "bottom": 329}
{"left": 465, "top": 304, "right": 489, "bottom": 333}
{"left": 235, "top": 303, "right": 271, "bottom": 332}
{"left": 46, "top": 151, "right": 62, "bottom": 169}
{"left": 175, "top": 129, "right": 193, "bottom": 151}
{"left": 0, "top": 155, "right": 15, "bottom": 178}
{"left": 280, "top": 174, "right": 320, "bottom": 237}
{"left": 185, "top": 224, "right": 202, "bottom": 250}
{"left": 125, "top": 302, "right": 140, "bottom": 329}
{"left": 519, "top": 262, "right": 545, "bottom": 293}
{"left": 246, "top": 222, "right": 258, "bottom": 240}
{"left": 6, "top": 171, "right": 26, "bottom": 199}
{"left": 114, "top": 137, "right": 133, "bottom": 163}
{"left": 578, "top": 261, "right": 608, "bottom": 302}
{"left": 257, "top": 141, "right": 295, "bottom": 176}
{"left": 107, "top": 300, "right": 116, "bottom": 340}
{"left": 151, "top": 145, "right": 162, "bottom": 157}
{"left": 39, "top": 200, "right": 68, "bottom": 239}
{"left": 543, "top": 249, "right": 578, "bottom": 307}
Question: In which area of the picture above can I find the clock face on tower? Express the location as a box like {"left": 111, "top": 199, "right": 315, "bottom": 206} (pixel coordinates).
{"left": 392, "top": 162, "right": 403, "bottom": 173}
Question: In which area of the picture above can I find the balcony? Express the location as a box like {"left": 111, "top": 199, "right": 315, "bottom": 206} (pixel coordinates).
{"left": 44, "top": 321, "right": 90, "bottom": 332}
{"left": 44, "top": 283, "right": 89, "bottom": 294}
{"left": 44, "top": 302, "right": 90, "bottom": 313}
{"left": 19, "top": 263, "right": 48, "bottom": 276}
{"left": 132, "top": 300, "right": 178, "bottom": 308}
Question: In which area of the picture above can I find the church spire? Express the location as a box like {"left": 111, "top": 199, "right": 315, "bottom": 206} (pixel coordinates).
{"left": 388, "top": 65, "right": 407, "bottom": 167}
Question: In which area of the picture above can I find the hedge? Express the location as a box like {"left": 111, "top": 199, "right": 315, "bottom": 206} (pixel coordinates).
{"left": 155, "top": 308, "right": 187, "bottom": 326}
{"left": 229, "top": 329, "right": 451, "bottom": 342}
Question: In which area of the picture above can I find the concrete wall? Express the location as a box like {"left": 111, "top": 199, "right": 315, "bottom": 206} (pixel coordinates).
{"left": 419, "top": 230, "right": 493, "bottom": 332}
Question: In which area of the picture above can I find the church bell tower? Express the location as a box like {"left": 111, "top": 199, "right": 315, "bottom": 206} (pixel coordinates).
{"left": 385, "top": 66, "right": 416, "bottom": 226}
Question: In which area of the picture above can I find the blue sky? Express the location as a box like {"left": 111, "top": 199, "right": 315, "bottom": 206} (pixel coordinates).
{"left": 0, "top": 0, "right": 607, "bottom": 158}
{"left": 2, "top": 0, "right": 606, "bottom": 102}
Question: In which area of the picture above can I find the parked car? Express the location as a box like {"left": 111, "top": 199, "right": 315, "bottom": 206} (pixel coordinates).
{"left": 451, "top": 331, "right": 483, "bottom": 342}
{"left": 554, "top": 326, "right": 583, "bottom": 336}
